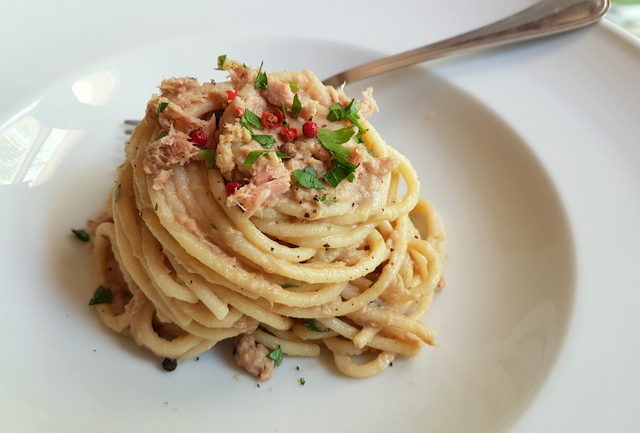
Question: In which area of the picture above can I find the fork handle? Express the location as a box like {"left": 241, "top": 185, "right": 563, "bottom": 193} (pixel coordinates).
{"left": 322, "top": 0, "right": 610, "bottom": 86}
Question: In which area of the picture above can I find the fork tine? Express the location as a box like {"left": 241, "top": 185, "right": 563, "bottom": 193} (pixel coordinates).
{"left": 124, "top": 119, "right": 140, "bottom": 125}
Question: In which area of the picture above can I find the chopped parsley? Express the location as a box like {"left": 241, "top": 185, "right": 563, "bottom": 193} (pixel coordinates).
{"left": 280, "top": 283, "right": 299, "bottom": 289}
{"left": 324, "top": 161, "right": 356, "bottom": 187}
{"left": 280, "top": 102, "right": 288, "bottom": 119}
{"left": 240, "top": 109, "right": 262, "bottom": 133}
{"left": 293, "top": 167, "right": 324, "bottom": 189}
{"left": 89, "top": 285, "right": 113, "bottom": 305}
{"left": 326, "top": 99, "right": 368, "bottom": 143}
{"left": 217, "top": 54, "right": 227, "bottom": 70}
{"left": 304, "top": 319, "right": 330, "bottom": 332}
{"left": 198, "top": 149, "right": 217, "bottom": 169}
{"left": 71, "top": 228, "right": 90, "bottom": 242}
{"left": 154, "top": 203, "right": 158, "bottom": 211}
{"left": 252, "top": 134, "right": 275, "bottom": 149}
{"left": 243, "top": 150, "right": 290, "bottom": 167}
{"left": 316, "top": 195, "right": 336, "bottom": 205}
{"left": 316, "top": 128, "right": 357, "bottom": 187}
{"left": 114, "top": 183, "right": 121, "bottom": 202}
{"left": 299, "top": 377, "right": 306, "bottom": 386}
{"left": 291, "top": 94, "right": 302, "bottom": 116}
{"left": 157, "top": 102, "right": 169, "bottom": 113}
{"left": 254, "top": 62, "right": 268, "bottom": 90}
{"left": 327, "top": 103, "right": 344, "bottom": 121}
{"left": 153, "top": 133, "right": 167, "bottom": 141}
{"left": 267, "top": 346, "right": 284, "bottom": 366}
{"left": 289, "top": 81, "right": 300, "bottom": 91}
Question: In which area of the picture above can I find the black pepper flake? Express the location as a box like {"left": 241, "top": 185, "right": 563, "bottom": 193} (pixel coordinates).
{"left": 162, "top": 358, "right": 177, "bottom": 371}
{"left": 296, "top": 366, "right": 300, "bottom": 371}
{"left": 270, "top": 247, "right": 275, "bottom": 252}
{"left": 414, "top": 235, "right": 419, "bottom": 239}
{"left": 196, "top": 356, "right": 200, "bottom": 361}
{"left": 351, "top": 203, "right": 355, "bottom": 207}
{"left": 312, "top": 209, "right": 317, "bottom": 213}
{"left": 304, "top": 213, "right": 310, "bottom": 218}
{"left": 390, "top": 248, "right": 394, "bottom": 252}
{"left": 257, "top": 383, "right": 261, "bottom": 388}
{"left": 323, "top": 243, "right": 330, "bottom": 248}
{"left": 390, "top": 362, "right": 393, "bottom": 367}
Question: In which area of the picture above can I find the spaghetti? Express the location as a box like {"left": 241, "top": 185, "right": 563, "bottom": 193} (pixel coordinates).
{"left": 89, "top": 59, "right": 446, "bottom": 379}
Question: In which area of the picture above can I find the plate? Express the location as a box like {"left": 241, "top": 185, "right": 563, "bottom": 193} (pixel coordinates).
{"left": 1, "top": 2, "right": 639, "bottom": 432}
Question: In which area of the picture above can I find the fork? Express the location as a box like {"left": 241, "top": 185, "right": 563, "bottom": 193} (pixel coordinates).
{"left": 124, "top": 0, "right": 609, "bottom": 131}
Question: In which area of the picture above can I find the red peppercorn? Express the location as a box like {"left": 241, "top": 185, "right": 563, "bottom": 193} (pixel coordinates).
{"left": 225, "top": 181, "right": 244, "bottom": 196}
{"left": 261, "top": 111, "right": 281, "bottom": 129}
{"left": 225, "top": 90, "right": 238, "bottom": 101}
{"left": 188, "top": 129, "right": 208, "bottom": 147}
{"left": 279, "top": 127, "right": 298, "bottom": 142}
{"left": 302, "top": 121, "right": 318, "bottom": 138}
{"left": 273, "top": 107, "right": 286, "bottom": 123}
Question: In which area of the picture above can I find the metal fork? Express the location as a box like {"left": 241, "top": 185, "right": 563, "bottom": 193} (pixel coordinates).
{"left": 124, "top": 0, "right": 609, "bottom": 131}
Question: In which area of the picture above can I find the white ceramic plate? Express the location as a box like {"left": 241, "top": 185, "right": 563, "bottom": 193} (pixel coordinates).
{"left": 1, "top": 2, "right": 639, "bottom": 432}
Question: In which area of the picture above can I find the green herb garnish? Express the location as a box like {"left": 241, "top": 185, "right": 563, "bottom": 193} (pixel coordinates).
{"left": 323, "top": 161, "right": 356, "bottom": 187}
{"left": 317, "top": 195, "right": 336, "bottom": 204}
{"left": 267, "top": 346, "right": 284, "bottom": 366}
{"left": 280, "top": 101, "right": 288, "bottom": 119}
{"left": 293, "top": 167, "right": 325, "bottom": 189}
{"left": 114, "top": 183, "right": 121, "bottom": 202}
{"left": 198, "top": 149, "right": 217, "bottom": 169}
{"left": 153, "top": 133, "right": 167, "bottom": 141}
{"left": 158, "top": 102, "right": 169, "bottom": 113}
{"left": 327, "top": 103, "right": 344, "bottom": 121}
{"left": 316, "top": 128, "right": 357, "bottom": 187}
{"left": 304, "top": 318, "right": 330, "bottom": 332}
{"left": 291, "top": 93, "right": 302, "bottom": 117}
{"left": 154, "top": 203, "right": 158, "bottom": 211}
{"left": 217, "top": 54, "right": 227, "bottom": 70}
{"left": 252, "top": 134, "right": 275, "bottom": 149}
{"left": 89, "top": 285, "right": 113, "bottom": 305}
{"left": 299, "top": 377, "right": 306, "bottom": 386}
{"left": 243, "top": 150, "right": 290, "bottom": 167}
{"left": 289, "top": 81, "right": 300, "bottom": 91}
{"left": 254, "top": 62, "right": 268, "bottom": 90}
{"left": 280, "top": 283, "right": 299, "bottom": 289}
{"left": 71, "top": 229, "right": 90, "bottom": 242}
{"left": 240, "top": 109, "right": 262, "bottom": 133}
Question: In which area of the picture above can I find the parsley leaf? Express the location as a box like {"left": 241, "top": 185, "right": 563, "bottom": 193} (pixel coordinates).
{"left": 243, "top": 150, "right": 290, "bottom": 167}
{"left": 114, "top": 183, "right": 121, "bottom": 202}
{"left": 317, "top": 128, "right": 355, "bottom": 162}
{"left": 267, "top": 346, "right": 284, "bottom": 366}
{"left": 323, "top": 161, "right": 356, "bottom": 188}
{"left": 299, "top": 377, "right": 306, "bottom": 386}
{"left": 198, "top": 149, "right": 217, "bottom": 169}
{"left": 291, "top": 94, "right": 302, "bottom": 117}
{"left": 280, "top": 102, "right": 288, "bottom": 119}
{"left": 317, "top": 195, "right": 336, "bottom": 204}
{"left": 280, "top": 283, "right": 299, "bottom": 289}
{"left": 293, "top": 167, "right": 325, "bottom": 189}
{"left": 157, "top": 102, "right": 169, "bottom": 114}
{"left": 240, "top": 109, "right": 262, "bottom": 133}
{"left": 304, "top": 319, "right": 330, "bottom": 332}
{"left": 327, "top": 103, "right": 344, "bottom": 121}
{"left": 71, "top": 228, "right": 90, "bottom": 242}
{"left": 252, "top": 134, "right": 275, "bottom": 149}
{"left": 89, "top": 285, "right": 113, "bottom": 305}
{"left": 254, "top": 62, "right": 268, "bottom": 90}
{"left": 217, "top": 54, "right": 227, "bottom": 70}
{"left": 289, "top": 81, "right": 300, "bottom": 91}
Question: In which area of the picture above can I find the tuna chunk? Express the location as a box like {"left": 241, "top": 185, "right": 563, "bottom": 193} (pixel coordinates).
{"left": 227, "top": 155, "right": 291, "bottom": 216}
{"left": 143, "top": 127, "right": 200, "bottom": 190}
{"left": 233, "top": 334, "right": 275, "bottom": 381}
